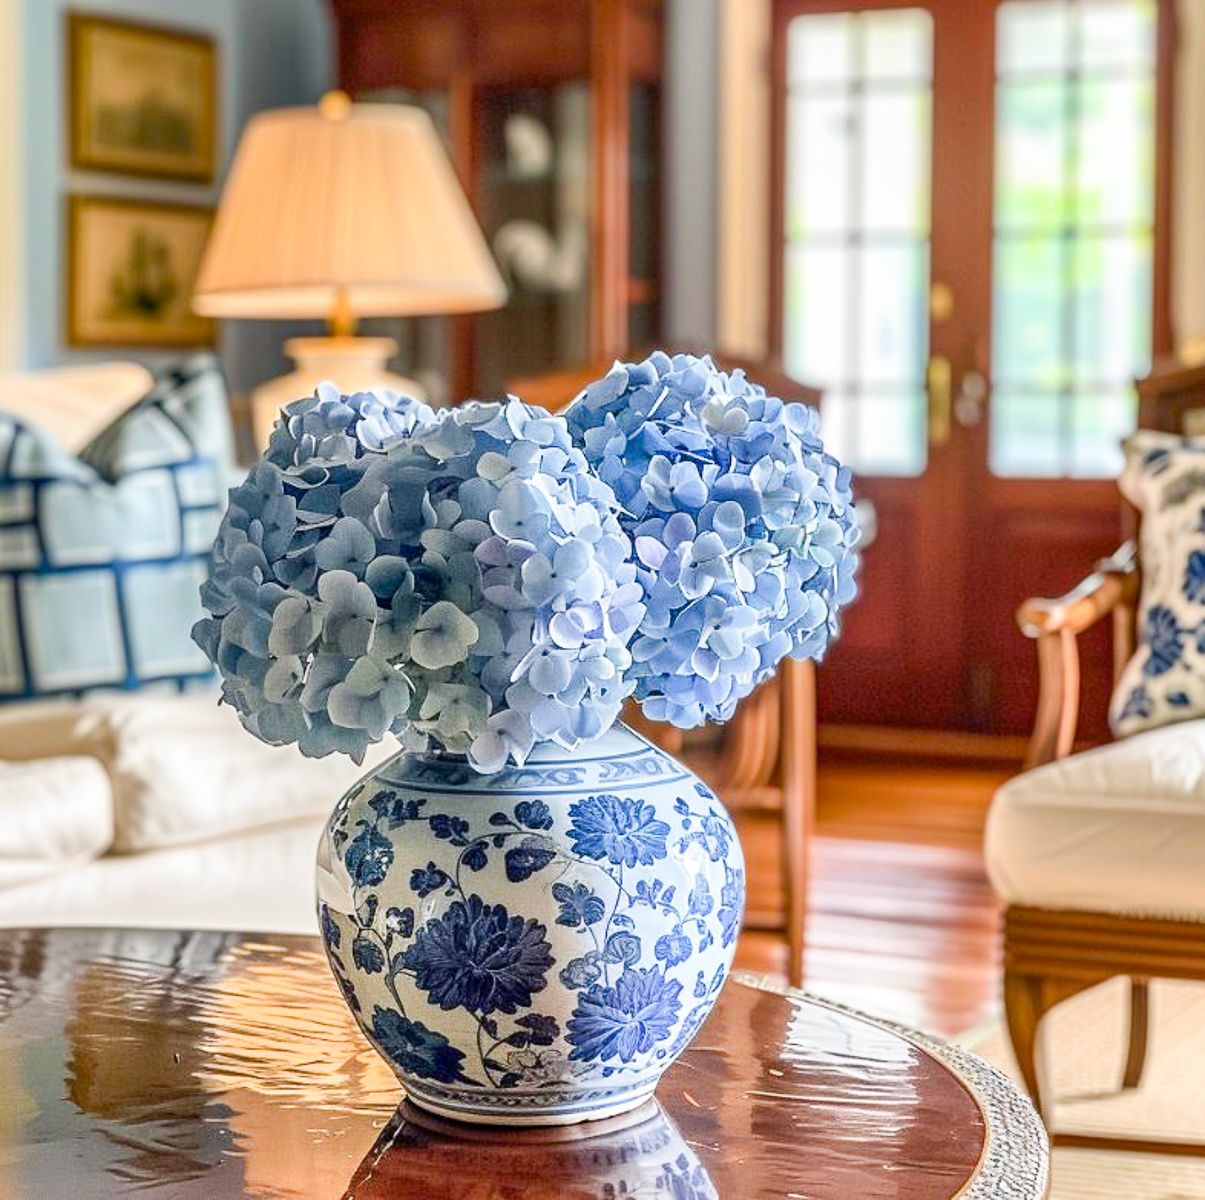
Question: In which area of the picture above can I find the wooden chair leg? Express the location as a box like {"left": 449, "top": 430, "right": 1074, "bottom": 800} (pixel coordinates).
{"left": 1122, "top": 978, "right": 1150, "bottom": 1090}
{"left": 1003, "top": 968, "right": 1049, "bottom": 1117}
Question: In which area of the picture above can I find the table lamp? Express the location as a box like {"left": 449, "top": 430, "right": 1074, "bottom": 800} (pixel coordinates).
{"left": 193, "top": 92, "right": 506, "bottom": 446}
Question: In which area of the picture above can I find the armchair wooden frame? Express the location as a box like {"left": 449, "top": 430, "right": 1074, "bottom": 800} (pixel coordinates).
{"left": 1011, "top": 541, "right": 1205, "bottom": 1155}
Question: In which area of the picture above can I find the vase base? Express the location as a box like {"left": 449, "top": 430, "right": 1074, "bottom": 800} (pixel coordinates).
{"left": 401, "top": 1081, "right": 659, "bottom": 1130}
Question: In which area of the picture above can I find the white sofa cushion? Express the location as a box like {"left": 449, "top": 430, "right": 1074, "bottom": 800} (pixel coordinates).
{"left": 0, "top": 814, "right": 327, "bottom": 934}
{"left": 986, "top": 719, "right": 1205, "bottom": 918}
{"left": 0, "top": 694, "right": 392, "bottom": 852}
{"left": 0, "top": 756, "right": 114, "bottom": 887}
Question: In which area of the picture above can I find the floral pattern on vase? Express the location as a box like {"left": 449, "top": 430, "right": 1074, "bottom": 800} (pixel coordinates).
{"left": 316, "top": 723, "right": 744, "bottom": 1125}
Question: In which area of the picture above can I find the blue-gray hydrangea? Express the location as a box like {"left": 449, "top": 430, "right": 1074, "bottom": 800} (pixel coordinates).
{"left": 193, "top": 386, "right": 642, "bottom": 773}
{"left": 565, "top": 351, "right": 859, "bottom": 727}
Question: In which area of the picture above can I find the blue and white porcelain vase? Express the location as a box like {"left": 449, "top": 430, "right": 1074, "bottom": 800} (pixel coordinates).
{"left": 316, "top": 723, "right": 745, "bottom": 1126}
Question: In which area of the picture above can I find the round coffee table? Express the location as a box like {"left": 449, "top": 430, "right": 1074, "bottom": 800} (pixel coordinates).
{"left": 0, "top": 928, "right": 1046, "bottom": 1197}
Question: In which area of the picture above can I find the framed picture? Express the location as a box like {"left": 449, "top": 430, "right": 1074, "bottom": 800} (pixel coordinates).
{"left": 67, "top": 195, "right": 215, "bottom": 348}
{"left": 69, "top": 14, "right": 217, "bottom": 182}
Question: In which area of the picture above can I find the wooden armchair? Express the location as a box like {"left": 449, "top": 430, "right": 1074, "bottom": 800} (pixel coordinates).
{"left": 1017, "top": 539, "right": 1139, "bottom": 771}
{"left": 997, "top": 360, "right": 1205, "bottom": 1152}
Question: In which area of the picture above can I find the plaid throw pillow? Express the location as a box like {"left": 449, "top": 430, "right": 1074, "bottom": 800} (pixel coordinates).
{"left": 0, "top": 354, "right": 231, "bottom": 701}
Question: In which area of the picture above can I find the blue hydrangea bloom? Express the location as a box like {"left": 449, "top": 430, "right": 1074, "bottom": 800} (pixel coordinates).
{"left": 193, "top": 385, "right": 642, "bottom": 773}
{"left": 565, "top": 352, "right": 859, "bottom": 727}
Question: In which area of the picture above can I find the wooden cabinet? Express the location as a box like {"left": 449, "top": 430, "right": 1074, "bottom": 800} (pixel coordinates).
{"left": 331, "top": 0, "right": 663, "bottom": 401}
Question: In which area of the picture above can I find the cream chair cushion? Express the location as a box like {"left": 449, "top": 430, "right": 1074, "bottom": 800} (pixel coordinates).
{"left": 0, "top": 756, "right": 114, "bottom": 887}
{"left": 986, "top": 719, "right": 1205, "bottom": 918}
{"left": 0, "top": 694, "right": 393, "bottom": 853}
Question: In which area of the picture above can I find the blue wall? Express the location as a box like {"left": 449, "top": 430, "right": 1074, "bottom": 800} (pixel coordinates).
{"left": 18, "top": 0, "right": 333, "bottom": 393}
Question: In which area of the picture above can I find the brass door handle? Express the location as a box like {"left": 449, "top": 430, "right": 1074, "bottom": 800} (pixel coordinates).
{"left": 927, "top": 354, "right": 952, "bottom": 446}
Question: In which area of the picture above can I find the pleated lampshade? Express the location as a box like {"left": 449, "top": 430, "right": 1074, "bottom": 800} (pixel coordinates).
{"left": 193, "top": 98, "right": 506, "bottom": 320}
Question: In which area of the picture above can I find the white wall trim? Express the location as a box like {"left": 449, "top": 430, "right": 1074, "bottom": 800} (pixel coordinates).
{"left": 0, "top": 0, "right": 25, "bottom": 371}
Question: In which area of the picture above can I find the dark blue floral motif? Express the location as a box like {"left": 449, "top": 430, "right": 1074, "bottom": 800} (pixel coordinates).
{"left": 718, "top": 869, "right": 744, "bottom": 949}
{"left": 334, "top": 967, "right": 362, "bottom": 1014}
{"left": 463, "top": 842, "right": 489, "bottom": 872}
{"left": 568, "top": 794, "right": 671, "bottom": 868}
{"left": 1185, "top": 551, "right": 1205, "bottom": 603}
{"left": 560, "top": 952, "right": 603, "bottom": 990}
{"left": 1169, "top": 691, "right": 1192, "bottom": 707}
{"left": 566, "top": 966, "right": 683, "bottom": 1063}
{"left": 352, "top": 933, "right": 385, "bottom": 974}
{"left": 655, "top": 929, "right": 693, "bottom": 967}
{"left": 320, "top": 903, "right": 341, "bottom": 950}
{"left": 504, "top": 839, "right": 557, "bottom": 882}
{"left": 687, "top": 875, "right": 713, "bottom": 917}
{"left": 1144, "top": 605, "right": 1184, "bottom": 676}
{"left": 512, "top": 1013, "right": 560, "bottom": 1046}
{"left": 1119, "top": 686, "right": 1154, "bottom": 721}
{"left": 357, "top": 893, "right": 378, "bottom": 926}
{"left": 633, "top": 879, "right": 676, "bottom": 911}
{"left": 370, "top": 1006, "right": 467, "bottom": 1083}
{"left": 430, "top": 814, "right": 470, "bottom": 842}
{"left": 410, "top": 862, "right": 450, "bottom": 897}
{"left": 369, "top": 791, "right": 426, "bottom": 824}
{"left": 552, "top": 881, "right": 606, "bottom": 928}
{"left": 401, "top": 895, "right": 554, "bottom": 1016}
{"left": 514, "top": 800, "right": 554, "bottom": 830}
{"left": 385, "top": 906, "right": 415, "bottom": 937}
{"left": 345, "top": 822, "right": 393, "bottom": 888}
{"left": 603, "top": 931, "right": 642, "bottom": 966}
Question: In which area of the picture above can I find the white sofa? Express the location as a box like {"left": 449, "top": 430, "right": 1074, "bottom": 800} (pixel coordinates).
{"left": 0, "top": 694, "right": 390, "bottom": 934}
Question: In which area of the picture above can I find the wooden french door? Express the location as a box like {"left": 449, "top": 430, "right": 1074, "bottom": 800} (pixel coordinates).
{"left": 772, "top": 0, "right": 1172, "bottom": 738}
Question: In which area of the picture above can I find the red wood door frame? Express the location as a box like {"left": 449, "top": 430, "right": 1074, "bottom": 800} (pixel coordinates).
{"left": 770, "top": 0, "right": 1176, "bottom": 738}
{"left": 770, "top": 0, "right": 990, "bottom": 729}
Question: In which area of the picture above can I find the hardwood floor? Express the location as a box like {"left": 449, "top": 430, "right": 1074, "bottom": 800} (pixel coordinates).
{"left": 732, "top": 754, "right": 1018, "bottom": 1038}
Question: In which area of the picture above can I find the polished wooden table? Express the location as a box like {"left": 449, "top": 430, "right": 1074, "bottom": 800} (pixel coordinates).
{"left": 0, "top": 929, "right": 1047, "bottom": 1198}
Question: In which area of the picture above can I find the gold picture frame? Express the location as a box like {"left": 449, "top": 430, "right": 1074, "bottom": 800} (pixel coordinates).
{"left": 67, "top": 195, "right": 215, "bottom": 348}
{"left": 69, "top": 14, "right": 217, "bottom": 182}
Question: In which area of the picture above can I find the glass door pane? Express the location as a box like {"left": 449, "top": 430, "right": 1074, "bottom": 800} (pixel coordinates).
{"left": 989, "top": 0, "right": 1156, "bottom": 478}
{"left": 782, "top": 7, "right": 933, "bottom": 477}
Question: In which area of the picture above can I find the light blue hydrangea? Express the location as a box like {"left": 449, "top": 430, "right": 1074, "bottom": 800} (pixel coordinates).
{"left": 193, "top": 387, "right": 642, "bottom": 773}
{"left": 565, "top": 351, "right": 859, "bottom": 727}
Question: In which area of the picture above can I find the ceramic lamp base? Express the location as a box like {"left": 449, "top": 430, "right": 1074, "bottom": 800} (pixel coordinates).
{"left": 250, "top": 335, "right": 424, "bottom": 448}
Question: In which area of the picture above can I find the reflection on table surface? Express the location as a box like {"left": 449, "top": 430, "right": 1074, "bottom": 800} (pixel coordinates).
{"left": 0, "top": 928, "right": 986, "bottom": 1198}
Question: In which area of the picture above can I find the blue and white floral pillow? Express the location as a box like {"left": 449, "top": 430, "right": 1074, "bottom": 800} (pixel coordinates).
{"left": 0, "top": 354, "right": 231, "bottom": 702}
{"left": 1111, "top": 430, "right": 1205, "bottom": 737}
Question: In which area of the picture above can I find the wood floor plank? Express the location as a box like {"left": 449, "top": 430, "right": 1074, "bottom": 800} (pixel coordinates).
{"left": 731, "top": 757, "right": 1011, "bottom": 1038}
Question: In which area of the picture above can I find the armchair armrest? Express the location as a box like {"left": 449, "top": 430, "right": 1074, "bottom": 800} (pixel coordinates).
{"left": 1017, "top": 542, "right": 1139, "bottom": 768}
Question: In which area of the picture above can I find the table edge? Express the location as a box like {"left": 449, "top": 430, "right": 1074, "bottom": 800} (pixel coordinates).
{"left": 730, "top": 970, "right": 1051, "bottom": 1200}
